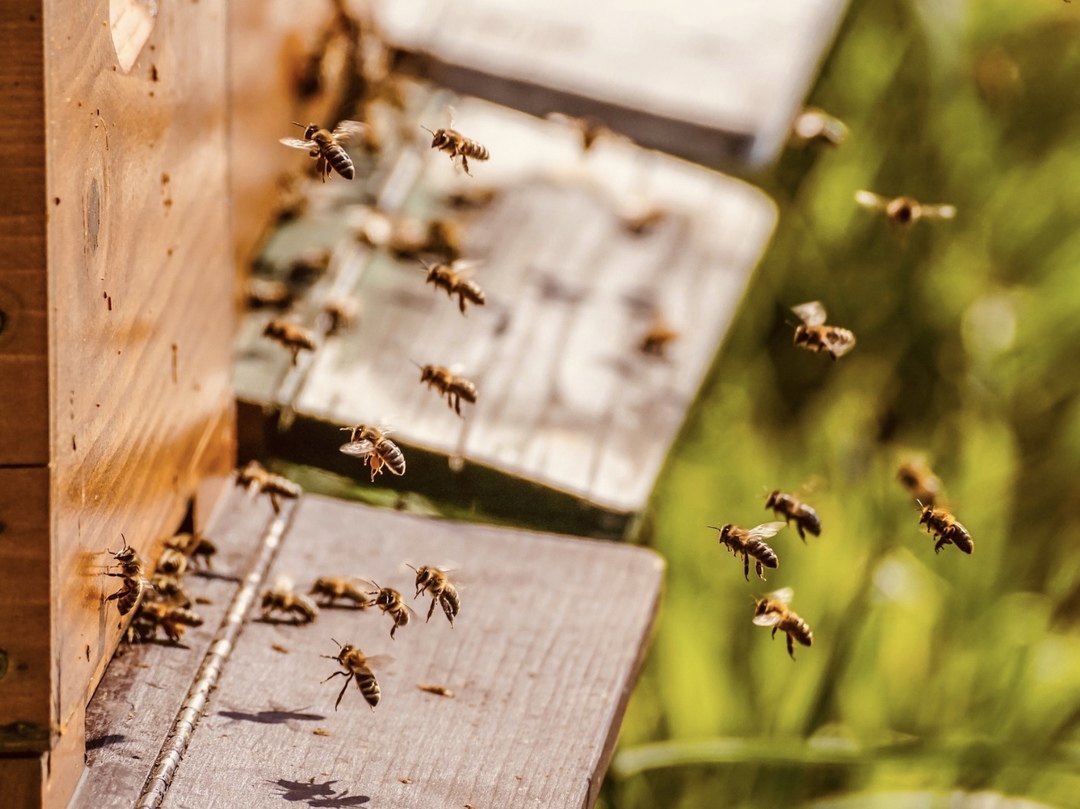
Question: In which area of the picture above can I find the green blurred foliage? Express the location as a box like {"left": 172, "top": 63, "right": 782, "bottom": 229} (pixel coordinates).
{"left": 609, "top": 0, "right": 1080, "bottom": 806}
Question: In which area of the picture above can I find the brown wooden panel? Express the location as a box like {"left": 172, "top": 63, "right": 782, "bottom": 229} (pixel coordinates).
{"left": 0, "top": 755, "right": 42, "bottom": 809}
{"left": 158, "top": 495, "right": 663, "bottom": 809}
{"left": 0, "top": 467, "right": 50, "bottom": 735}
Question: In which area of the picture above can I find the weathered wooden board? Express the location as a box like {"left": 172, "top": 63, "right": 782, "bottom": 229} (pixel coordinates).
{"left": 235, "top": 94, "right": 776, "bottom": 532}
{"left": 69, "top": 485, "right": 281, "bottom": 809}
{"left": 146, "top": 494, "right": 661, "bottom": 809}
{"left": 376, "top": 0, "right": 850, "bottom": 169}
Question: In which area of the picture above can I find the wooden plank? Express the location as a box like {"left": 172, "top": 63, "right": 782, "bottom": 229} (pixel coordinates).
{"left": 69, "top": 485, "right": 280, "bottom": 809}
{"left": 148, "top": 495, "right": 662, "bottom": 809}
{"left": 376, "top": 0, "right": 850, "bottom": 169}
{"left": 236, "top": 95, "right": 776, "bottom": 530}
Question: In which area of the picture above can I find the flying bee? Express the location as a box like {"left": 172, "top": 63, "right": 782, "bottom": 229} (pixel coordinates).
{"left": 422, "top": 117, "right": 489, "bottom": 175}
{"left": 367, "top": 584, "right": 414, "bottom": 640}
{"left": 129, "top": 601, "right": 204, "bottom": 644}
{"left": 319, "top": 297, "right": 357, "bottom": 336}
{"left": 546, "top": 112, "right": 615, "bottom": 152}
{"left": 260, "top": 578, "right": 320, "bottom": 623}
{"left": 149, "top": 572, "right": 193, "bottom": 608}
{"left": 855, "top": 190, "right": 956, "bottom": 229}
{"left": 897, "top": 457, "right": 944, "bottom": 507}
{"left": 621, "top": 206, "right": 670, "bottom": 236}
{"left": 104, "top": 535, "right": 151, "bottom": 616}
{"left": 445, "top": 186, "right": 499, "bottom": 210}
{"left": 752, "top": 587, "right": 814, "bottom": 660}
{"left": 339, "top": 425, "right": 406, "bottom": 481}
{"left": 791, "top": 301, "right": 857, "bottom": 361}
{"left": 280, "top": 120, "right": 367, "bottom": 182}
{"left": 421, "top": 260, "right": 486, "bottom": 315}
{"left": 791, "top": 107, "right": 848, "bottom": 147}
{"left": 407, "top": 565, "right": 460, "bottom": 626}
{"left": 237, "top": 460, "right": 301, "bottom": 513}
{"left": 764, "top": 491, "right": 821, "bottom": 542}
{"left": 263, "top": 318, "right": 318, "bottom": 365}
{"left": 309, "top": 577, "right": 370, "bottom": 608}
{"left": 286, "top": 247, "right": 332, "bottom": 286}
{"left": 321, "top": 640, "right": 388, "bottom": 711}
{"left": 416, "top": 364, "right": 478, "bottom": 416}
{"left": 638, "top": 317, "right": 680, "bottom": 359}
{"left": 245, "top": 278, "right": 294, "bottom": 310}
{"left": 708, "top": 522, "right": 785, "bottom": 581}
{"left": 918, "top": 503, "right": 974, "bottom": 554}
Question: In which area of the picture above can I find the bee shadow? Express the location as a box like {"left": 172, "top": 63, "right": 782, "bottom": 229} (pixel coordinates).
{"left": 220, "top": 708, "right": 325, "bottom": 725}
{"left": 269, "top": 778, "right": 370, "bottom": 806}
{"left": 254, "top": 616, "right": 316, "bottom": 626}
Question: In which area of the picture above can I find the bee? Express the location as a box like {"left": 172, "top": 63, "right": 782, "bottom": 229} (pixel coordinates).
{"left": 638, "top": 317, "right": 680, "bottom": 359}
{"left": 321, "top": 640, "right": 387, "bottom": 711}
{"left": 855, "top": 190, "right": 956, "bottom": 229}
{"left": 708, "top": 522, "right": 785, "bottom": 581}
{"left": 791, "top": 301, "right": 856, "bottom": 361}
{"left": 421, "top": 260, "right": 486, "bottom": 315}
{"left": 286, "top": 247, "right": 332, "bottom": 286}
{"left": 367, "top": 584, "right": 413, "bottom": 640}
{"left": 407, "top": 565, "right": 460, "bottom": 626}
{"left": 621, "top": 206, "right": 670, "bottom": 236}
{"left": 918, "top": 503, "right": 974, "bottom": 554}
{"left": 752, "top": 587, "right": 813, "bottom": 660}
{"left": 279, "top": 120, "right": 367, "bottom": 182}
{"left": 245, "top": 278, "right": 294, "bottom": 310}
{"left": 157, "top": 547, "right": 188, "bottom": 577}
{"left": 309, "top": 577, "right": 370, "bottom": 608}
{"left": 237, "top": 460, "right": 301, "bottom": 513}
{"left": 417, "top": 684, "right": 455, "bottom": 698}
{"left": 260, "top": 580, "right": 320, "bottom": 623}
{"left": 319, "top": 298, "right": 357, "bottom": 336}
{"left": 189, "top": 535, "right": 217, "bottom": 570}
{"left": 262, "top": 318, "right": 318, "bottom": 365}
{"left": 416, "top": 364, "right": 478, "bottom": 416}
{"left": 104, "top": 535, "right": 151, "bottom": 616}
{"left": 445, "top": 187, "right": 499, "bottom": 210}
{"left": 546, "top": 112, "right": 615, "bottom": 152}
{"left": 897, "top": 457, "right": 943, "bottom": 507}
{"left": 791, "top": 108, "right": 848, "bottom": 147}
{"left": 339, "top": 425, "right": 406, "bottom": 481}
{"left": 129, "top": 601, "right": 204, "bottom": 645}
{"left": 422, "top": 120, "right": 490, "bottom": 175}
{"left": 764, "top": 491, "right": 821, "bottom": 542}
{"left": 149, "top": 572, "right": 192, "bottom": 609}
{"left": 422, "top": 218, "right": 464, "bottom": 263}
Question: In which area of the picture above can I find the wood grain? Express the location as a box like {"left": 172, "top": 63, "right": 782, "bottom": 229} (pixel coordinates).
{"left": 150, "top": 494, "right": 663, "bottom": 809}
{"left": 235, "top": 95, "right": 776, "bottom": 527}
{"left": 376, "top": 0, "right": 850, "bottom": 169}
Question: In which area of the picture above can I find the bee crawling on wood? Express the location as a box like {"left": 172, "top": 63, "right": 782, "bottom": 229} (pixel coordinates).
{"left": 708, "top": 522, "right": 785, "bottom": 581}
{"left": 127, "top": 601, "right": 204, "bottom": 645}
{"left": 422, "top": 114, "right": 489, "bottom": 175}
{"left": 421, "top": 260, "right": 486, "bottom": 315}
{"left": 415, "top": 363, "right": 478, "bottom": 416}
{"left": 407, "top": 565, "right": 460, "bottom": 626}
{"left": 104, "top": 534, "right": 152, "bottom": 616}
{"left": 237, "top": 460, "right": 301, "bottom": 513}
{"left": 321, "top": 639, "right": 388, "bottom": 711}
{"left": 309, "top": 577, "right": 370, "bottom": 609}
{"left": 764, "top": 490, "right": 821, "bottom": 542}
{"left": 752, "top": 587, "right": 814, "bottom": 660}
{"left": 340, "top": 425, "right": 406, "bottom": 481}
{"left": 319, "top": 297, "right": 358, "bottom": 336}
{"left": 263, "top": 318, "right": 318, "bottom": 365}
{"left": 260, "top": 577, "right": 319, "bottom": 623}
{"left": 367, "top": 584, "right": 414, "bottom": 640}
{"left": 918, "top": 502, "right": 974, "bottom": 555}
{"left": 855, "top": 190, "right": 956, "bottom": 230}
{"left": 280, "top": 120, "right": 367, "bottom": 181}
{"left": 149, "top": 572, "right": 193, "bottom": 609}
{"left": 791, "top": 301, "right": 856, "bottom": 361}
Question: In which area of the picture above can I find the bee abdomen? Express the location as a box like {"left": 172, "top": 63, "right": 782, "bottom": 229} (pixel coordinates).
{"left": 323, "top": 143, "right": 355, "bottom": 180}
{"left": 451, "top": 380, "right": 478, "bottom": 403}
{"left": 799, "top": 508, "right": 822, "bottom": 536}
{"left": 948, "top": 524, "right": 974, "bottom": 554}
{"left": 440, "top": 586, "right": 460, "bottom": 620}
{"left": 378, "top": 440, "right": 406, "bottom": 476}
{"left": 463, "top": 141, "right": 490, "bottom": 161}
{"left": 357, "top": 672, "right": 381, "bottom": 709}
{"left": 747, "top": 539, "right": 778, "bottom": 568}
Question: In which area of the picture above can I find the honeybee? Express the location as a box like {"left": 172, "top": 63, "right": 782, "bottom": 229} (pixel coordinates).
{"left": 407, "top": 565, "right": 460, "bottom": 626}
{"left": 104, "top": 535, "right": 151, "bottom": 616}
{"left": 417, "top": 684, "right": 455, "bottom": 698}
{"left": 621, "top": 206, "right": 670, "bottom": 236}
{"left": 897, "top": 457, "right": 943, "bottom": 507}
{"left": 245, "top": 278, "right": 294, "bottom": 310}
{"left": 280, "top": 120, "right": 367, "bottom": 182}
{"left": 791, "top": 108, "right": 848, "bottom": 147}
{"left": 237, "top": 460, "right": 302, "bottom": 513}
{"left": 417, "top": 364, "right": 478, "bottom": 416}
{"left": 129, "top": 601, "right": 204, "bottom": 645}
{"left": 263, "top": 319, "right": 318, "bottom": 365}
{"left": 321, "top": 640, "right": 387, "bottom": 711}
{"left": 546, "top": 112, "right": 614, "bottom": 152}
{"left": 149, "top": 572, "right": 193, "bottom": 609}
{"left": 260, "top": 579, "right": 320, "bottom": 623}
{"left": 319, "top": 298, "right": 357, "bottom": 336}
{"left": 638, "top": 318, "right": 680, "bottom": 359}
{"left": 918, "top": 503, "right": 974, "bottom": 554}
{"left": 422, "top": 119, "right": 490, "bottom": 175}
{"left": 752, "top": 588, "right": 814, "bottom": 660}
{"left": 367, "top": 585, "right": 414, "bottom": 639}
{"left": 286, "top": 247, "right": 332, "bottom": 285}
{"left": 764, "top": 491, "right": 821, "bottom": 542}
{"left": 855, "top": 190, "right": 957, "bottom": 229}
{"left": 445, "top": 187, "right": 499, "bottom": 210}
{"left": 791, "top": 301, "right": 856, "bottom": 360}
{"left": 708, "top": 522, "right": 785, "bottom": 581}
{"left": 339, "top": 425, "right": 406, "bottom": 481}
{"left": 107, "top": 534, "right": 144, "bottom": 579}
{"left": 158, "top": 546, "right": 189, "bottom": 577}
{"left": 309, "top": 577, "right": 370, "bottom": 608}
{"left": 421, "top": 260, "right": 486, "bottom": 315}
{"left": 190, "top": 536, "right": 217, "bottom": 570}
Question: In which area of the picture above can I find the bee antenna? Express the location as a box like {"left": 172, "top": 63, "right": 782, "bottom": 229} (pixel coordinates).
{"left": 330, "top": 637, "right": 342, "bottom": 649}
{"left": 292, "top": 121, "right": 305, "bottom": 129}
{"left": 409, "top": 359, "right": 424, "bottom": 370}
{"left": 420, "top": 125, "right": 436, "bottom": 136}
{"left": 405, "top": 563, "right": 418, "bottom": 573}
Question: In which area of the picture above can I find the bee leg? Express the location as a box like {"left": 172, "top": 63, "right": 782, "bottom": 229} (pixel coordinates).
{"left": 786, "top": 634, "right": 796, "bottom": 660}
{"left": 457, "top": 292, "right": 467, "bottom": 314}
{"left": 934, "top": 537, "right": 947, "bottom": 553}
{"left": 461, "top": 153, "right": 471, "bottom": 176}
{"left": 390, "top": 622, "right": 397, "bottom": 640}
{"left": 797, "top": 524, "right": 806, "bottom": 543}
{"left": 440, "top": 596, "right": 455, "bottom": 626}
{"left": 742, "top": 554, "right": 750, "bottom": 581}
{"left": 771, "top": 626, "right": 778, "bottom": 639}
{"left": 427, "top": 598, "right": 437, "bottom": 623}
{"left": 756, "top": 561, "right": 766, "bottom": 581}
{"left": 269, "top": 492, "right": 282, "bottom": 514}
{"left": 453, "top": 394, "right": 462, "bottom": 416}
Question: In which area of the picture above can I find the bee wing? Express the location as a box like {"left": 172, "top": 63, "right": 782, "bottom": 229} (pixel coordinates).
{"left": 363, "top": 654, "right": 394, "bottom": 669}
{"left": 769, "top": 587, "right": 794, "bottom": 605}
{"left": 791, "top": 301, "right": 827, "bottom": 327}
{"left": 449, "top": 259, "right": 483, "bottom": 277}
{"left": 921, "top": 203, "right": 957, "bottom": 220}
{"left": 826, "top": 329, "right": 857, "bottom": 358}
{"left": 746, "top": 521, "right": 787, "bottom": 540}
{"left": 340, "top": 440, "right": 375, "bottom": 458}
{"left": 272, "top": 574, "right": 295, "bottom": 591}
{"left": 331, "top": 120, "right": 367, "bottom": 146}
{"left": 752, "top": 611, "right": 783, "bottom": 627}
{"left": 855, "top": 190, "right": 889, "bottom": 210}
{"left": 280, "top": 137, "right": 317, "bottom": 150}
